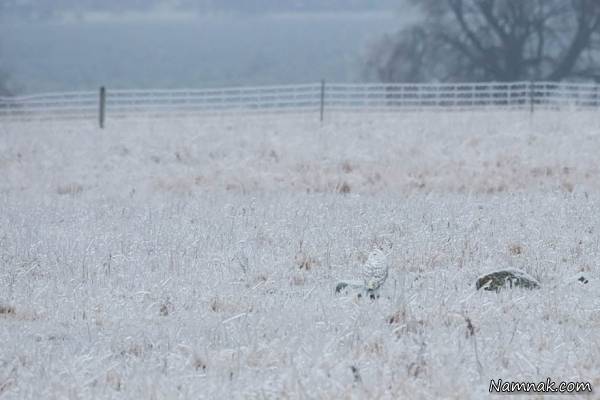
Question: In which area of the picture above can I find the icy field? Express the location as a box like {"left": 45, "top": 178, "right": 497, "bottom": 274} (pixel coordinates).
{"left": 1, "top": 112, "right": 600, "bottom": 398}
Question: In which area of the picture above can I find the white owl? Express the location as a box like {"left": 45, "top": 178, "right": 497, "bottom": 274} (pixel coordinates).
{"left": 362, "top": 247, "right": 389, "bottom": 299}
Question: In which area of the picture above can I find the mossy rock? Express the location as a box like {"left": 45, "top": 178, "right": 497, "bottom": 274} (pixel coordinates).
{"left": 476, "top": 269, "right": 540, "bottom": 292}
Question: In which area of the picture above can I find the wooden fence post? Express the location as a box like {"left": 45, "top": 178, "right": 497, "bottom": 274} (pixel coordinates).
{"left": 529, "top": 81, "right": 535, "bottom": 114}
{"left": 99, "top": 86, "right": 106, "bottom": 129}
{"left": 320, "top": 80, "right": 325, "bottom": 123}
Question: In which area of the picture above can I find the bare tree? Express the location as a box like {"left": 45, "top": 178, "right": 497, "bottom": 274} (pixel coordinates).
{"left": 367, "top": 0, "right": 600, "bottom": 82}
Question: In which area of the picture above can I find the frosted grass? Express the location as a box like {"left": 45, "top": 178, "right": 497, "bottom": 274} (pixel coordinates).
{"left": 1, "top": 111, "right": 599, "bottom": 398}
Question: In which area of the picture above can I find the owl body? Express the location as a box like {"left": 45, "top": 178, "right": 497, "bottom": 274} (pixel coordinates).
{"left": 362, "top": 248, "right": 389, "bottom": 299}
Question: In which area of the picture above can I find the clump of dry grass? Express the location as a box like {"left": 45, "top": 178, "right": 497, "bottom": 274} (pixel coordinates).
{"left": 192, "top": 355, "right": 207, "bottom": 372}
{"left": 154, "top": 177, "right": 193, "bottom": 194}
{"left": 268, "top": 150, "right": 279, "bottom": 162}
{"left": 508, "top": 243, "right": 524, "bottom": 256}
{"left": 0, "top": 304, "right": 15, "bottom": 316}
{"left": 209, "top": 297, "right": 221, "bottom": 313}
{"left": 561, "top": 181, "right": 574, "bottom": 192}
{"left": 119, "top": 341, "right": 148, "bottom": 358}
{"left": 0, "top": 380, "right": 15, "bottom": 396}
{"left": 338, "top": 181, "right": 351, "bottom": 194}
{"left": 387, "top": 308, "right": 406, "bottom": 325}
{"left": 56, "top": 183, "right": 83, "bottom": 195}
{"left": 289, "top": 273, "right": 305, "bottom": 286}
{"left": 159, "top": 298, "right": 174, "bottom": 317}
{"left": 295, "top": 252, "right": 318, "bottom": 271}
{"left": 341, "top": 161, "right": 354, "bottom": 173}
{"left": 106, "top": 370, "right": 122, "bottom": 392}
{"left": 388, "top": 308, "right": 426, "bottom": 338}
{"left": 294, "top": 240, "right": 319, "bottom": 271}
{"left": 208, "top": 296, "right": 252, "bottom": 314}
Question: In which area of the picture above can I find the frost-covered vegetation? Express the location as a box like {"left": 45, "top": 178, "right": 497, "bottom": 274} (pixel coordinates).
{"left": 1, "top": 112, "right": 599, "bottom": 398}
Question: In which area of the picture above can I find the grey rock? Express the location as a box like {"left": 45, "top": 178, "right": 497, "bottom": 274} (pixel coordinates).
{"left": 476, "top": 269, "right": 540, "bottom": 292}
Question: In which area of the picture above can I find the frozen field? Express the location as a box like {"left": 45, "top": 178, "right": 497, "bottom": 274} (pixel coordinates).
{"left": 1, "top": 111, "right": 600, "bottom": 398}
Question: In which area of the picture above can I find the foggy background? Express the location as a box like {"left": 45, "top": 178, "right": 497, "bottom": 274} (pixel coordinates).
{"left": 0, "top": 1, "right": 410, "bottom": 94}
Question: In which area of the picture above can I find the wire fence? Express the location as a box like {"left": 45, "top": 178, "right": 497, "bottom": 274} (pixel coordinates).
{"left": 1, "top": 81, "right": 600, "bottom": 125}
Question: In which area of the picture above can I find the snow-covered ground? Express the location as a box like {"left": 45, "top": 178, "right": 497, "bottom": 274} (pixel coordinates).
{"left": 1, "top": 111, "right": 599, "bottom": 398}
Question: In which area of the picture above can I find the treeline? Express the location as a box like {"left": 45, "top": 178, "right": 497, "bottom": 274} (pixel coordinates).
{"left": 1, "top": 0, "right": 398, "bottom": 20}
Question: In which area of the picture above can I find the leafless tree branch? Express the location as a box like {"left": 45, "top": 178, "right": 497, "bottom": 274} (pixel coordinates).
{"left": 367, "top": 0, "right": 600, "bottom": 83}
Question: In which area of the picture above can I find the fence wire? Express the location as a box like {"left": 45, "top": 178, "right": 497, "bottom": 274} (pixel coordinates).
{"left": 1, "top": 81, "right": 599, "bottom": 122}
